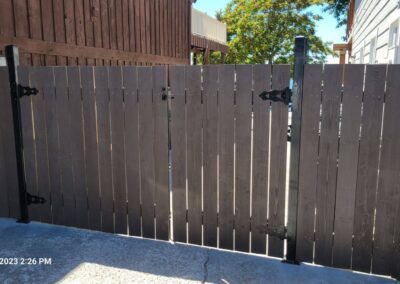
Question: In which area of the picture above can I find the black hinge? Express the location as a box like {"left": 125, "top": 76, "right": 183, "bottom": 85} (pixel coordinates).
{"left": 26, "top": 193, "right": 46, "bottom": 205}
{"left": 259, "top": 87, "right": 292, "bottom": 105}
{"left": 13, "top": 83, "right": 39, "bottom": 98}
{"left": 18, "top": 84, "right": 39, "bottom": 98}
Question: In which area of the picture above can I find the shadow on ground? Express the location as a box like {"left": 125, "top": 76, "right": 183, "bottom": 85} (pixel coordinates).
{"left": 0, "top": 218, "right": 395, "bottom": 283}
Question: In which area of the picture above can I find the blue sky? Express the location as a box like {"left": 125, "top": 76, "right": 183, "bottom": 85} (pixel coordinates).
{"left": 193, "top": 0, "right": 346, "bottom": 62}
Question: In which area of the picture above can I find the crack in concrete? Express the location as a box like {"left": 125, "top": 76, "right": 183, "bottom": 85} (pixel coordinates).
{"left": 202, "top": 251, "right": 210, "bottom": 283}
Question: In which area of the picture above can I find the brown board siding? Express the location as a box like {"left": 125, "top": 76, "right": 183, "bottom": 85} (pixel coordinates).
{"left": 0, "top": 0, "right": 192, "bottom": 66}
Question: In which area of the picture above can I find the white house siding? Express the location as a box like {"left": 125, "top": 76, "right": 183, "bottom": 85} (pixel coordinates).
{"left": 351, "top": 0, "right": 400, "bottom": 64}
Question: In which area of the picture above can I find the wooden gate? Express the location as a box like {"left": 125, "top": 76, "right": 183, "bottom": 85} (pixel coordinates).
{"left": 169, "top": 64, "right": 290, "bottom": 255}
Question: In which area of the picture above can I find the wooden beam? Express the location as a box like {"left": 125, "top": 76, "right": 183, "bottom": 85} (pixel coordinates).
{"left": 0, "top": 36, "right": 188, "bottom": 65}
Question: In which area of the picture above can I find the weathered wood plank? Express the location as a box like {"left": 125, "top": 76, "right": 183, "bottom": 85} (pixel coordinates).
{"left": 138, "top": 67, "right": 156, "bottom": 239}
{"left": 218, "top": 65, "right": 235, "bottom": 250}
{"left": 53, "top": 0, "right": 67, "bottom": 65}
{"left": 352, "top": 65, "right": 386, "bottom": 273}
{"left": 268, "top": 65, "right": 290, "bottom": 258}
{"left": 38, "top": 67, "right": 59, "bottom": 224}
{"left": 19, "top": 67, "right": 40, "bottom": 221}
{"left": 153, "top": 66, "right": 169, "bottom": 241}
{"left": 81, "top": 66, "right": 101, "bottom": 231}
{"left": 203, "top": 65, "right": 219, "bottom": 247}
{"left": 332, "top": 64, "right": 364, "bottom": 268}
{"left": 123, "top": 67, "right": 141, "bottom": 236}
{"left": 74, "top": 0, "right": 86, "bottom": 64}
{"left": 64, "top": 0, "right": 77, "bottom": 65}
{"left": 13, "top": 0, "right": 31, "bottom": 65}
{"left": 54, "top": 67, "right": 74, "bottom": 226}
{"left": 314, "top": 65, "right": 342, "bottom": 266}
{"left": 30, "top": 67, "right": 52, "bottom": 223}
{"left": 251, "top": 64, "right": 271, "bottom": 254}
{"left": 186, "top": 66, "right": 202, "bottom": 245}
{"left": 234, "top": 65, "right": 253, "bottom": 252}
{"left": 170, "top": 65, "right": 187, "bottom": 243}
{"left": 296, "top": 64, "right": 323, "bottom": 262}
{"left": 94, "top": 67, "right": 114, "bottom": 233}
{"left": 109, "top": 66, "right": 127, "bottom": 234}
{"left": 67, "top": 67, "right": 88, "bottom": 229}
{"left": 372, "top": 65, "right": 400, "bottom": 276}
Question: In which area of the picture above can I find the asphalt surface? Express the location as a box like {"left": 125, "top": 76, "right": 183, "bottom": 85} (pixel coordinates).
{"left": 0, "top": 218, "right": 395, "bottom": 283}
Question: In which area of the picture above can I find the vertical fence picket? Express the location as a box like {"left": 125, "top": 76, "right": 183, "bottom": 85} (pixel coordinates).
{"left": 234, "top": 65, "right": 252, "bottom": 252}
{"left": 138, "top": 67, "right": 156, "bottom": 239}
{"left": 372, "top": 65, "right": 400, "bottom": 276}
{"left": 203, "top": 65, "right": 219, "bottom": 248}
{"left": 30, "top": 67, "right": 51, "bottom": 223}
{"left": 332, "top": 64, "right": 364, "bottom": 268}
{"left": 81, "top": 66, "right": 101, "bottom": 231}
{"left": 251, "top": 64, "right": 271, "bottom": 254}
{"left": 153, "top": 66, "right": 169, "bottom": 241}
{"left": 54, "top": 67, "right": 74, "bottom": 226}
{"left": 314, "top": 64, "right": 342, "bottom": 266}
{"left": 268, "top": 65, "right": 290, "bottom": 258}
{"left": 218, "top": 64, "right": 235, "bottom": 250}
{"left": 352, "top": 65, "right": 386, "bottom": 273}
{"left": 123, "top": 67, "right": 141, "bottom": 237}
{"left": 41, "top": 67, "right": 60, "bottom": 225}
{"left": 186, "top": 66, "right": 202, "bottom": 245}
{"left": 68, "top": 67, "right": 89, "bottom": 229}
{"left": 109, "top": 67, "right": 127, "bottom": 234}
{"left": 170, "top": 65, "right": 187, "bottom": 243}
{"left": 94, "top": 67, "right": 114, "bottom": 233}
{"left": 296, "top": 64, "right": 323, "bottom": 262}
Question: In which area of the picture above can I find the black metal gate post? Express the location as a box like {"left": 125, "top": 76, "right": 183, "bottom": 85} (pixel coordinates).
{"left": 285, "top": 36, "right": 308, "bottom": 263}
{"left": 5, "top": 45, "right": 30, "bottom": 223}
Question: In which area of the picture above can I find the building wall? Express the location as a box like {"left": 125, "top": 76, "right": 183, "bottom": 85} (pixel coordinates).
{"left": 0, "top": 0, "right": 192, "bottom": 66}
{"left": 191, "top": 8, "right": 227, "bottom": 44}
{"left": 351, "top": 0, "right": 400, "bottom": 64}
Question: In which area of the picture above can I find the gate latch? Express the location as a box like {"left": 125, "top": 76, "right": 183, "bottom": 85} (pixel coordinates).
{"left": 259, "top": 87, "right": 291, "bottom": 105}
{"left": 26, "top": 193, "right": 46, "bottom": 205}
{"left": 17, "top": 84, "right": 39, "bottom": 98}
{"left": 161, "top": 87, "right": 174, "bottom": 101}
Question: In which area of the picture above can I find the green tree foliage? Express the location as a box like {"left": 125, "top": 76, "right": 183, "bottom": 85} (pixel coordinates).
{"left": 217, "top": 0, "right": 333, "bottom": 64}
{"left": 324, "top": 0, "right": 350, "bottom": 27}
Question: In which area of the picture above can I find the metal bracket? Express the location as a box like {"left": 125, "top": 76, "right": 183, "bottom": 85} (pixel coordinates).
{"left": 267, "top": 225, "right": 289, "bottom": 241}
{"left": 26, "top": 193, "right": 46, "bottom": 205}
{"left": 161, "top": 87, "right": 174, "bottom": 101}
{"left": 17, "top": 84, "right": 39, "bottom": 98}
{"left": 259, "top": 87, "right": 292, "bottom": 105}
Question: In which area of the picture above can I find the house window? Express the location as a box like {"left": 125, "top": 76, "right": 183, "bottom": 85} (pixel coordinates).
{"left": 369, "top": 38, "right": 376, "bottom": 64}
{"left": 389, "top": 21, "right": 399, "bottom": 48}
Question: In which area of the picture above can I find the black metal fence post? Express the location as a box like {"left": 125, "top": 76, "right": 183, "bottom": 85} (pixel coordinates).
{"left": 285, "top": 36, "right": 308, "bottom": 263}
{"left": 5, "top": 45, "right": 30, "bottom": 223}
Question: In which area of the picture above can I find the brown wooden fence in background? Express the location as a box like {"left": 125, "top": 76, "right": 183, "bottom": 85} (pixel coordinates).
{"left": 0, "top": 0, "right": 191, "bottom": 66}
{"left": 0, "top": 64, "right": 399, "bottom": 280}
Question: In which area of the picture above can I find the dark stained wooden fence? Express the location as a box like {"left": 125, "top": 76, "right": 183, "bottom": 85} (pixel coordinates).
{"left": 170, "top": 64, "right": 290, "bottom": 256}
{"left": 0, "top": 65, "right": 170, "bottom": 239}
{"left": 296, "top": 64, "right": 400, "bottom": 279}
{"left": 0, "top": 0, "right": 191, "bottom": 66}
{"left": 0, "top": 64, "right": 400, "bottom": 280}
